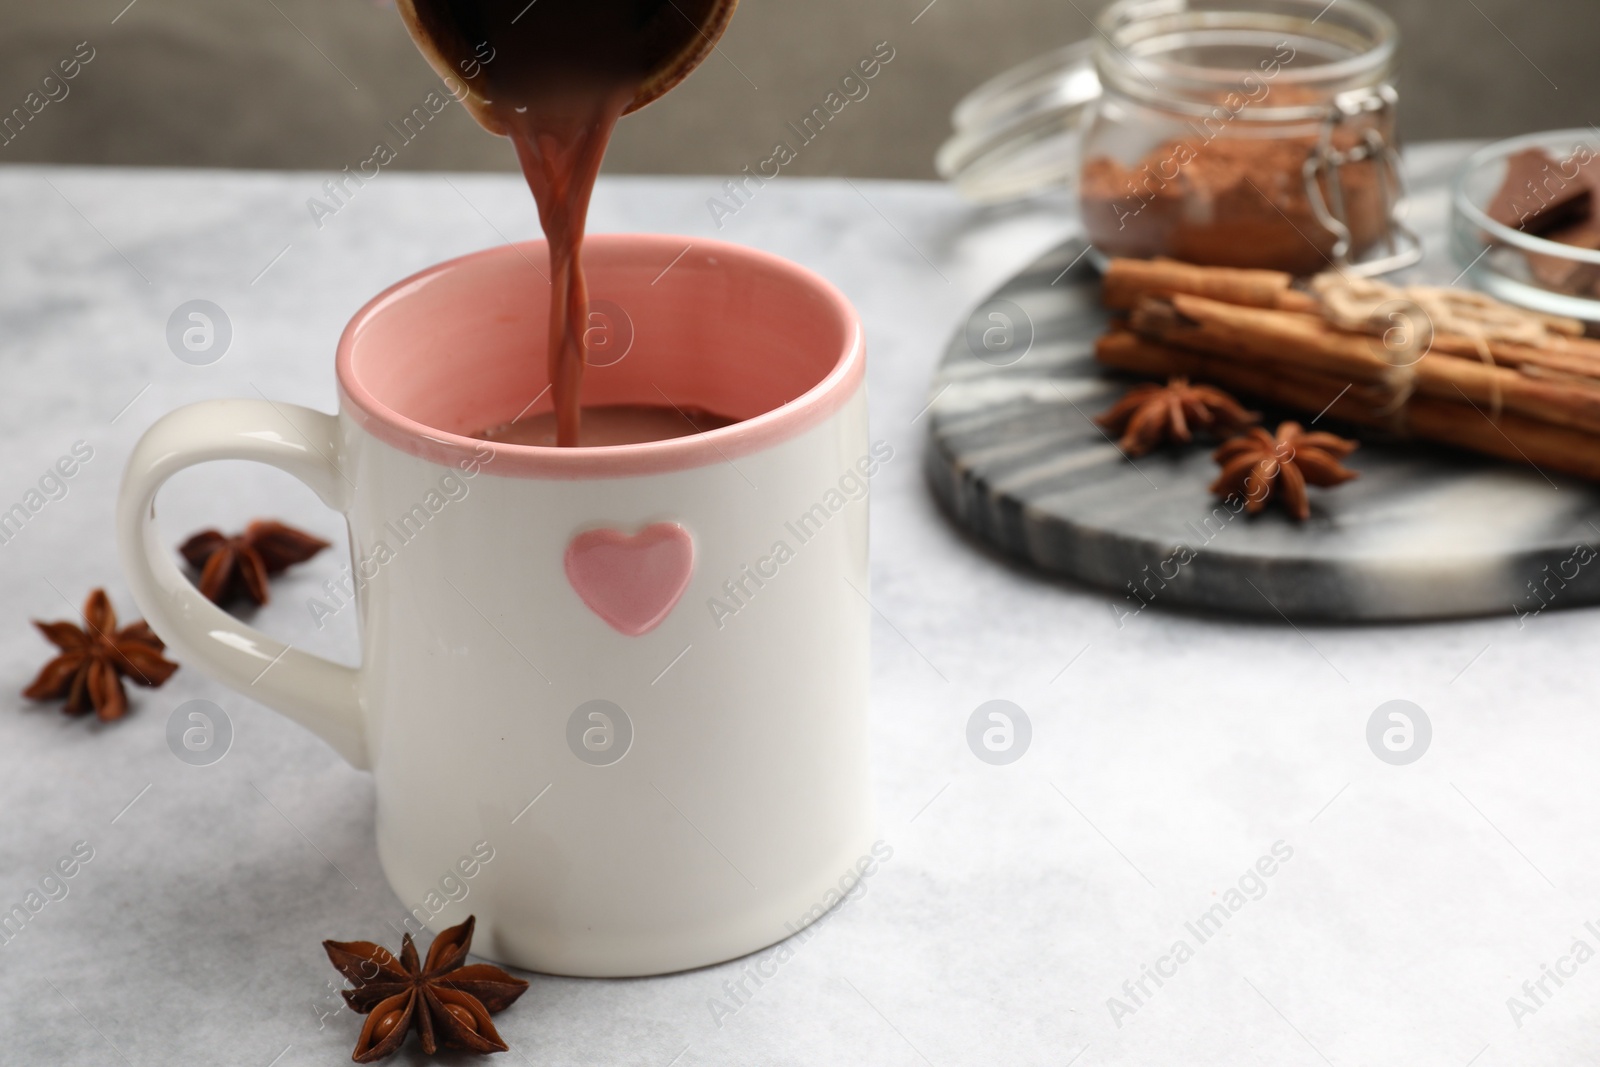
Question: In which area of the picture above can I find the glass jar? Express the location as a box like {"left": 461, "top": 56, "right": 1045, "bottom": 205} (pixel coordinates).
{"left": 938, "top": 0, "right": 1420, "bottom": 276}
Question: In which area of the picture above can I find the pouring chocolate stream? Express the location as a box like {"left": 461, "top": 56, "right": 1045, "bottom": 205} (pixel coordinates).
{"left": 397, "top": 0, "right": 738, "bottom": 447}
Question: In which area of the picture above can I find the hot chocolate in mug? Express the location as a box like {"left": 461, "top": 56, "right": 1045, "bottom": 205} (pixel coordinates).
{"left": 115, "top": 235, "right": 879, "bottom": 977}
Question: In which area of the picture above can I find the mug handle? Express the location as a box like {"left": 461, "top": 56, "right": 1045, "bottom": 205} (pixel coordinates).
{"left": 116, "top": 399, "right": 368, "bottom": 768}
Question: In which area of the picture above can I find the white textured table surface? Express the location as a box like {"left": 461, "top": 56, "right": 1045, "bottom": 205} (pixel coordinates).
{"left": 4, "top": 146, "right": 1600, "bottom": 1066}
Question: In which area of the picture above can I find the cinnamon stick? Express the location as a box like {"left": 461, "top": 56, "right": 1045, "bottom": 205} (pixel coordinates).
{"left": 1426, "top": 333, "right": 1600, "bottom": 381}
{"left": 1405, "top": 398, "right": 1600, "bottom": 481}
{"left": 1412, "top": 352, "right": 1600, "bottom": 435}
{"left": 1101, "top": 257, "right": 1298, "bottom": 312}
{"left": 1095, "top": 330, "right": 1600, "bottom": 481}
{"left": 1128, "top": 293, "right": 1600, "bottom": 436}
{"left": 1103, "top": 256, "right": 1590, "bottom": 349}
{"left": 1129, "top": 293, "right": 1401, "bottom": 384}
{"left": 1095, "top": 331, "right": 1389, "bottom": 429}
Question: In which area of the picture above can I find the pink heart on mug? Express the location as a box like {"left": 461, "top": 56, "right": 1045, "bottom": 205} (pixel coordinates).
{"left": 564, "top": 523, "right": 695, "bottom": 636}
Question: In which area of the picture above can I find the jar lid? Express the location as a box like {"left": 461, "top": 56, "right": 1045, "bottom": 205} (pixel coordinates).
{"left": 935, "top": 41, "right": 1099, "bottom": 204}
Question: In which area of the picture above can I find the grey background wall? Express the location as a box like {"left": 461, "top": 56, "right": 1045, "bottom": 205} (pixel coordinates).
{"left": 0, "top": 0, "right": 1594, "bottom": 179}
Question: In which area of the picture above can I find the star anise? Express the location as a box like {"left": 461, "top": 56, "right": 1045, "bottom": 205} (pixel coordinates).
{"left": 23, "top": 589, "right": 179, "bottom": 722}
{"left": 1210, "top": 421, "right": 1360, "bottom": 521}
{"left": 1096, "top": 376, "right": 1257, "bottom": 457}
{"left": 179, "top": 520, "right": 329, "bottom": 607}
{"left": 323, "top": 916, "right": 529, "bottom": 1063}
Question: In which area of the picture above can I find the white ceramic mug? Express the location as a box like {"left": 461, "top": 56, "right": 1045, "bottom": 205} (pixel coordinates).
{"left": 116, "top": 235, "right": 882, "bottom": 977}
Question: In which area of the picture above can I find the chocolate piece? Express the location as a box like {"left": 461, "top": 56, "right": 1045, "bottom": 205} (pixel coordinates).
{"left": 1487, "top": 148, "right": 1594, "bottom": 235}
{"left": 1527, "top": 217, "right": 1600, "bottom": 295}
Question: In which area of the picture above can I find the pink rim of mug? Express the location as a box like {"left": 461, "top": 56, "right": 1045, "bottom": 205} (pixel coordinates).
{"left": 335, "top": 234, "right": 866, "bottom": 480}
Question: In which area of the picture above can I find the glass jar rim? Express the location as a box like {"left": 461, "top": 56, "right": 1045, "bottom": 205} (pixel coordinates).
{"left": 1093, "top": 0, "right": 1398, "bottom": 118}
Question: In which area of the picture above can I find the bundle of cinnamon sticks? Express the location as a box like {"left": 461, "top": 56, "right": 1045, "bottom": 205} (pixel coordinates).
{"left": 1096, "top": 258, "right": 1600, "bottom": 481}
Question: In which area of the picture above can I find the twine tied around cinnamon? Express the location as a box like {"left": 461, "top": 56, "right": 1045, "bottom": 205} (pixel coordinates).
{"left": 1309, "top": 273, "right": 1569, "bottom": 426}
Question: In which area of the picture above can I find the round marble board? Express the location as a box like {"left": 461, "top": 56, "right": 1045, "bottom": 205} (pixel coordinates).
{"left": 923, "top": 180, "right": 1600, "bottom": 622}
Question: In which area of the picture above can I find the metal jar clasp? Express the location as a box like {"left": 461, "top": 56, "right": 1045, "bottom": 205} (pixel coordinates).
{"left": 1304, "top": 84, "right": 1422, "bottom": 277}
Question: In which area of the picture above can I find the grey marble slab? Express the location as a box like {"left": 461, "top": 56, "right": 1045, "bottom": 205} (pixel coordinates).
{"left": 2, "top": 147, "right": 1600, "bottom": 1067}
{"left": 925, "top": 155, "right": 1600, "bottom": 621}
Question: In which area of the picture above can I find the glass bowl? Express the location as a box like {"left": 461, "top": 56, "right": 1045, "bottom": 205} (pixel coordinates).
{"left": 1451, "top": 128, "right": 1600, "bottom": 324}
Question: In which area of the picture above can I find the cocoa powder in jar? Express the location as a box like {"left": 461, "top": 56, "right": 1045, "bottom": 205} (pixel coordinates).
{"left": 1081, "top": 135, "right": 1389, "bottom": 277}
